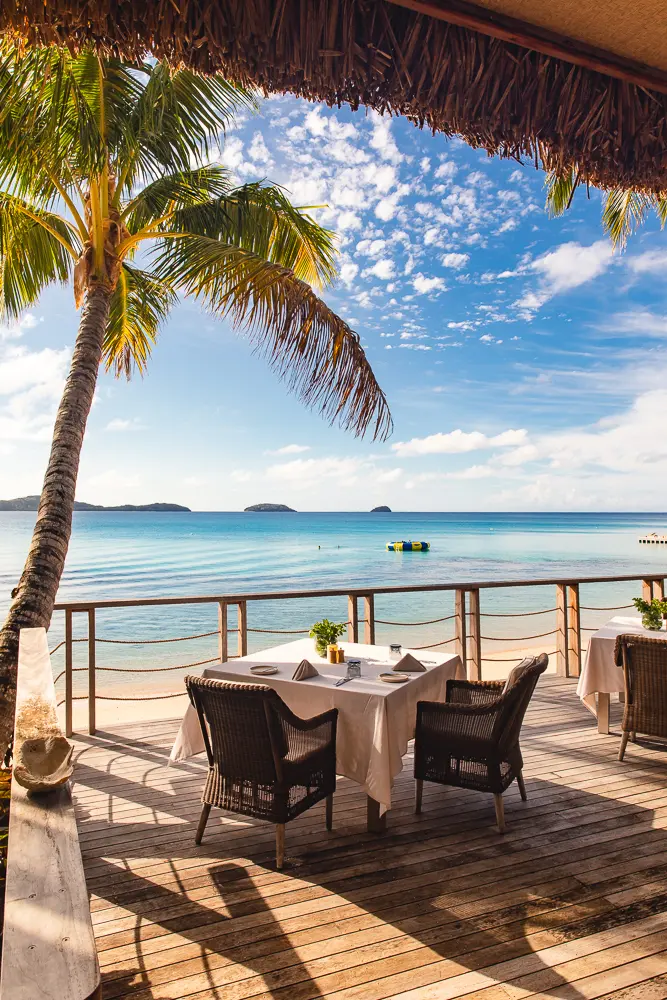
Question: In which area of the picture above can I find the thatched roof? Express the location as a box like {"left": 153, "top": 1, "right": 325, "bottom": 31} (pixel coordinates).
{"left": 4, "top": 0, "right": 667, "bottom": 192}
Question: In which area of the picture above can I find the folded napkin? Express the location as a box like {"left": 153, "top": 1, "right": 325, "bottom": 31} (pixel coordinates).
{"left": 292, "top": 659, "right": 320, "bottom": 681}
{"left": 394, "top": 652, "right": 426, "bottom": 672}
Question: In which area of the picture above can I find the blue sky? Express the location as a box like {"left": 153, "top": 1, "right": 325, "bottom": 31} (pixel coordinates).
{"left": 3, "top": 93, "right": 667, "bottom": 511}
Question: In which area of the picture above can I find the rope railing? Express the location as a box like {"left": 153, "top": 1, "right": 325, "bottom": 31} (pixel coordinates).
{"left": 482, "top": 649, "right": 558, "bottom": 662}
{"left": 96, "top": 630, "right": 219, "bottom": 644}
{"left": 580, "top": 604, "right": 633, "bottom": 612}
{"left": 95, "top": 656, "right": 219, "bottom": 673}
{"left": 480, "top": 608, "right": 557, "bottom": 617}
{"left": 481, "top": 629, "right": 557, "bottom": 641}
{"left": 248, "top": 626, "right": 310, "bottom": 635}
{"left": 375, "top": 614, "right": 456, "bottom": 626}
{"left": 411, "top": 636, "right": 457, "bottom": 650}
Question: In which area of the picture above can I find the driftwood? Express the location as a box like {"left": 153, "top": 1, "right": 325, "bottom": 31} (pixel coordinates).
{"left": 12, "top": 660, "right": 74, "bottom": 793}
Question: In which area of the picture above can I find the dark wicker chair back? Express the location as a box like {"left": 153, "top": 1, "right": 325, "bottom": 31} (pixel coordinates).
{"left": 496, "top": 654, "right": 549, "bottom": 754}
{"left": 614, "top": 634, "right": 667, "bottom": 757}
{"left": 185, "top": 676, "right": 284, "bottom": 786}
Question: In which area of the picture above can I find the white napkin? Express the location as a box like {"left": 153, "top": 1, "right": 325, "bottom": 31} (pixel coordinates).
{"left": 292, "top": 659, "right": 320, "bottom": 681}
{"left": 394, "top": 652, "right": 426, "bottom": 672}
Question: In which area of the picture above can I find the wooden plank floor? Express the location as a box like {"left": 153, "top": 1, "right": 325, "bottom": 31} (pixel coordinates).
{"left": 70, "top": 676, "right": 667, "bottom": 1000}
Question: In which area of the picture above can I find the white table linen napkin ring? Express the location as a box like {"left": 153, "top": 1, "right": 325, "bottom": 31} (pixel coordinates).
{"left": 293, "top": 659, "right": 319, "bottom": 680}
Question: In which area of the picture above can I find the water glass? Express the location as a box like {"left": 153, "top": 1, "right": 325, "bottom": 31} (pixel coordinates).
{"left": 389, "top": 643, "right": 402, "bottom": 662}
{"left": 347, "top": 659, "right": 361, "bottom": 679}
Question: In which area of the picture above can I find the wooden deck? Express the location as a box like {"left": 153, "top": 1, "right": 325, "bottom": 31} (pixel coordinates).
{"left": 71, "top": 676, "right": 667, "bottom": 1000}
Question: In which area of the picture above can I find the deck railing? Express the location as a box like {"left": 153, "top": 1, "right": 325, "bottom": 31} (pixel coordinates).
{"left": 51, "top": 572, "right": 666, "bottom": 736}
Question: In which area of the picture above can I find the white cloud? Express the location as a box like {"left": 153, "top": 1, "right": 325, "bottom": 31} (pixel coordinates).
{"left": 364, "top": 258, "right": 395, "bottom": 280}
{"left": 627, "top": 250, "right": 667, "bottom": 274}
{"left": 369, "top": 115, "right": 403, "bottom": 164}
{"left": 339, "top": 261, "right": 359, "bottom": 287}
{"left": 441, "top": 252, "right": 470, "bottom": 269}
{"left": 392, "top": 428, "right": 527, "bottom": 457}
{"left": 269, "top": 444, "right": 311, "bottom": 455}
{"left": 412, "top": 273, "right": 446, "bottom": 295}
{"left": 434, "top": 160, "right": 457, "bottom": 181}
{"left": 0, "top": 313, "right": 40, "bottom": 341}
{"left": 105, "top": 418, "right": 143, "bottom": 432}
{"left": 515, "top": 241, "right": 614, "bottom": 316}
{"left": 603, "top": 310, "right": 667, "bottom": 338}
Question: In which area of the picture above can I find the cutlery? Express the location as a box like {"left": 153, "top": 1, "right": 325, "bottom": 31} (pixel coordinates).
{"left": 334, "top": 676, "right": 353, "bottom": 687}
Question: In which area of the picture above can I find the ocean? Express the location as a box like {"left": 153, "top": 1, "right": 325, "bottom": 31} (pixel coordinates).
{"left": 2, "top": 510, "right": 667, "bottom": 697}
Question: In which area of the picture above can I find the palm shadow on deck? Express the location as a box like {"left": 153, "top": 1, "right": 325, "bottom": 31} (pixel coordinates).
{"left": 70, "top": 678, "right": 667, "bottom": 1000}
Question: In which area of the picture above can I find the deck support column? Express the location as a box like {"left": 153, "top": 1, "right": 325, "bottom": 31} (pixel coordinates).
{"left": 237, "top": 601, "right": 248, "bottom": 657}
{"left": 556, "top": 584, "right": 569, "bottom": 678}
{"left": 455, "top": 589, "right": 467, "bottom": 677}
{"left": 363, "top": 594, "right": 375, "bottom": 645}
{"left": 65, "top": 608, "right": 73, "bottom": 738}
{"left": 218, "top": 601, "right": 228, "bottom": 662}
{"left": 567, "top": 584, "right": 581, "bottom": 678}
{"left": 468, "top": 588, "right": 481, "bottom": 681}
{"left": 88, "top": 608, "right": 96, "bottom": 736}
{"left": 347, "top": 595, "right": 359, "bottom": 643}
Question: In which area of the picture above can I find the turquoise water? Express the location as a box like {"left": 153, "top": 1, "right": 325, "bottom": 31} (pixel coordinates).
{"left": 2, "top": 511, "right": 667, "bottom": 695}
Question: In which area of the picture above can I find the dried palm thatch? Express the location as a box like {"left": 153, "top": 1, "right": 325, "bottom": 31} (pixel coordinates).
{"left": 3, "top": 0, "right": 667, "bottom": 193}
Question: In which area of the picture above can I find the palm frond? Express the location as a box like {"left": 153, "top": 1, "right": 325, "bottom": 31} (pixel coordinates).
{"left": 545, "top": 169, "right": 579, "bottom": 216}
{"left": 105, "top": 263, "right": 175, "bottom": 378}
{"left": 0, "top": 195, "right": 78, "bottom": 318}
{"left": 154, "top": 235, "right": 392, "bottom": 440}
{"left": 601, "top": 189, "right": 653, "bottom": 249}
{"left": 123, "top": 166, "right": 232, "bottom": 233}
{"left": 170, "top": 182, "right": 338, "bottom": 287}
{"left": 114, "top": 62, "right": 254, "bottom": 193}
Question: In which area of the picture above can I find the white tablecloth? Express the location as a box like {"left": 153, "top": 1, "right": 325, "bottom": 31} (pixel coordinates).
{"left": 170, "top": 638, "right": 463, "bottom": 813}
{"left": 577, "top": 616, "right": 664, "bottom": 707}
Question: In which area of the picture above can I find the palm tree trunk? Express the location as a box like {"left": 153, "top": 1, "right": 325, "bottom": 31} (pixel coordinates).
{"left": 0, "top": 285, "right": 111, "bottom": 758}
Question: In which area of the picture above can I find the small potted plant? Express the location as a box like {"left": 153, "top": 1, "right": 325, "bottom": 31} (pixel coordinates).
{"left": 309, "top": 619, "right": 347, "bottom": 657}
{"left": 633, "top": 596, "right": 667, "bottom": 631}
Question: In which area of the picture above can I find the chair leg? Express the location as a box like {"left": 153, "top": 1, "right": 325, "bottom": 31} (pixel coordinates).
{"left": 415, "top": 779, "right": 423, "bottom": 814}
{"left": 631, "top": 731, "right": 636, "bottom": 743}
{"left": 619, "top": 732, "right": 630, "bottom": 761}
{"left": 325, "top": 794, "right": 333, "bottom": 831}
{"left": 494, "top": 793, "right": 506, "bottom": 833}
{"left": 195, "top": 803, "right": 211, "bottom": 845}
{"left": 276, "top": 824, "right": 285, "bottom": 869}
{"left": 516, "top": 771, "right": 527, "bottom": 801}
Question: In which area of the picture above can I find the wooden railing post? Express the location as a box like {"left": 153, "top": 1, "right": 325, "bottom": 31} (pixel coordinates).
{"left": 455, "top": 589, "right": 467, "bottom": 676}
{"left": 655, "top": 579, "right": 665, "bottom": 601}
{"left": 65, "top": 608, "right": 73, "bottom": 737}
{"left": 88, "top": 608, "right": 96, "bottom": 736}
{"left": 238, "top": 601, "right": 248, "bottom": 657}
{"left": 363, "top": 594, "right": 375, "bottom": 644}
{"left": 556, "top": 584, "right": 569, "bottom": 677}
{"left": 642, "top": 578, "right": 656, "bottom": 601}
{"left": 468, "top": 588, "right": 481, "bottom": 681}
{"left": 567, "top": 584, "right": 581, "bottom": 677}
{"left": 347, "top": 595, "right": 359, "bottom": 643}
{"left": 218, "top": 600, "right": 228, "bottom": 662}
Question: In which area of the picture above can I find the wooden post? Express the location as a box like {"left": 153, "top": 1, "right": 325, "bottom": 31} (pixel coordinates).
{"left": 455, "top": 589, "right": 467, "bottom": 676}
{"left": 237, "top": 601, "right": 248, "bottom": 657}
{"left": 654, "top": 579, "right": 665, "bottom": 601}
{"left": 218, "top": 601, "right": 228, "bottom": 662}
{"left": 556, "top": 584, "right": 569, "bottom": 678}
{"left": 88, "top": 608, "right": 96, "bottom": 736}
{"left": 468, "top": 588, "right": 481, "bottom": 681}
{"left": 567, "top": 584, "right": 581, "bottom": 678}
{"left": 642, "top": 579, "right": 654, "bottom": 601}
{"left": 65, "top": 608, "right": 73, "bottom": 738}
{"left": 347, "top": 595, "right": 359, "bottom": 643}
{"left": 363, "top": 594, "right": 375, "bottom": 645}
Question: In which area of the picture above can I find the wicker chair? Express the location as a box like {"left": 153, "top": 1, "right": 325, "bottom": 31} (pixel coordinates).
{"left": 413, "top": 653, "right": 548, "bottom": 832}
{"left": 614, "top": 634, "right": 667, "bottom": 761}
{"left": 185, "top": 676, "right": 338, "bottom": 868}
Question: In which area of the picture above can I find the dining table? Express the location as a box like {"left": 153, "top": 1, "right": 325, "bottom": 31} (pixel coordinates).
{"left": 577, "top": 615, "right": 665, "bottom": 733}
{"left": 169, "top": 637, "right": 463, "bottom": 832}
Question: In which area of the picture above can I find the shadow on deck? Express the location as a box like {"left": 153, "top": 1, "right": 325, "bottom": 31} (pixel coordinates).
{"left": 70, "top": 676, "right": 667, "bottom": 1000}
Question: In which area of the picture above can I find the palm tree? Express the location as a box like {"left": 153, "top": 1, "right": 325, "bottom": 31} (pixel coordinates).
{"left": 545, "top": 169, "right": 667, "bottom": 248}
{"left": 0, "top": 47, "right": 391, "bottom": 757}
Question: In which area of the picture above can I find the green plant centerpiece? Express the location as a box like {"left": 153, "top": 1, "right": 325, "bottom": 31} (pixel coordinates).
{"left": 633, "top": 596, "right": 667, "bottom": 631}
{"left": 310, "top": 619, "right": 347, "bottom": 657}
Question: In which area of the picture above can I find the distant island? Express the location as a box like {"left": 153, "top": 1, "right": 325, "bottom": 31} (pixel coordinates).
{"left": 244, "top": 503, "right": 296, "bottom": 512}
{"left": 0, "top": 495, "right": 191, "bottom": 512}
{"left": 371, "top": 505, "right": 392, "bottom": 512}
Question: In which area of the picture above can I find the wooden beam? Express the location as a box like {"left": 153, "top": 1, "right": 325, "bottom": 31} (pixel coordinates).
{"left": 218, "top": 600, "right": 228, "bottom": 663}
{"left": 347, "top": 595, "right": 359, "bottom": 643}
{"left": 556, "top": 584, "right": 569, "bottom": 678}
{"left": 385, "top": 0, "right": 667, "bottom": 95}
{"left": 468, "top": 588, "right": 481, "bottom": 681}
{"left": 1, "top": 628, "right": 101, "bottom": 1000}
{"left": 643, "top": 579, "right": 655, "bottom": 601}
{"left": 237, "top": 601, "right": 248, "bottom": 657}
{"left": 455, "top": 588, "right": 467, "bottom": 676}
{"left": 363, "top": 594, "right": 375, "bottom": 645}
{"left": 567, "top": 584, "right": 581, "bottom": 678}
{"left": 87, "top": 608, "right": 96, "bottom": 736}
{"left": 65, "top": 608, "right": 73, "bottom": 738}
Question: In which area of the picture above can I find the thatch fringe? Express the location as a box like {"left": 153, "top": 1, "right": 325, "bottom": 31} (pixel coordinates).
{"left": 3, "top": 0, "right": 667, "bottom": 192}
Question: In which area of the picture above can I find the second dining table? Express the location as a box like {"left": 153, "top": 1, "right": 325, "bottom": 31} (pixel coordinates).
{"left": 170, "top": 637, "right": 464, "bottom": 832}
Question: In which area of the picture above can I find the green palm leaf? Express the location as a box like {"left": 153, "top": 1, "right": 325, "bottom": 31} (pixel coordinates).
{"left": 105, "top": 264, "right": 175, "bottom": 378}
{"left": 122, "top": 166, "right": 233, "bottom": 233}
{"left": 545, "top": 169, "right": 579, "bottom": 217}
{"left": 0, "top": 194, "right": 79, "bottom": 318}
{"left": 154, "top": 234, "right": 392, "bottom": 439}
{"left": 601, "top": 188, "right": 652, "bottom": 249}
